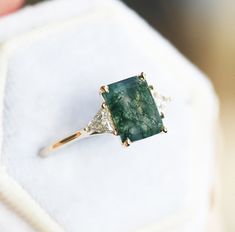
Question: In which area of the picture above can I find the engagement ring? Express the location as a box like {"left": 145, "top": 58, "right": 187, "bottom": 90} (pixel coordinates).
{"left": 39, "top": 73, "right": 169, "bottom": 157}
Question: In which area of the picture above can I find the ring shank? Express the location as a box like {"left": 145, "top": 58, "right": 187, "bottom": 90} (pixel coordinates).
{"left": 39, "top": 129, "right": 92, "bottom": 157}
{"left": 39, "top": 106, "right": 116, "bottom": 157}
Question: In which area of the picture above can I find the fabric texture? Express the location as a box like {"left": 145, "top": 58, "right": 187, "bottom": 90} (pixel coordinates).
{"left": 0, "top": 0, "right": 219, "bottom": 231}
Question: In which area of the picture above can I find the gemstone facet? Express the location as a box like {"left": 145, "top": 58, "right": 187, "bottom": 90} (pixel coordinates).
{"left": 102, "top": 76, "right": 164, "bottom": 143}
{"left": 87, "top": 107, "right": 115, "bottom": 134}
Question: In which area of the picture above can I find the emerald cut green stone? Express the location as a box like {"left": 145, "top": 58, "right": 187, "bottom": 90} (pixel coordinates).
{"left": 102, "top": 76, "right": 164, "bottom": 143}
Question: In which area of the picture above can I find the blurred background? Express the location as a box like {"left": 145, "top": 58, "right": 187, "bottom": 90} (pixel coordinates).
{"left": 117, "top": 2, "right": 235, "bottom": 231}
{"left": 3, "top": 0, "right": 235, "bottom": 231}
{"left": 121, "top": 2, "right": 235, "bottom": 232}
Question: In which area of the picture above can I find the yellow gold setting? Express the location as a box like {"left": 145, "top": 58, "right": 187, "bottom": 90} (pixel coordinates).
{"left": 100, "top": 85, "right": 109, "bottom": 94}
{"left": 122, "top": 138, "right": 132, "bottom": 147}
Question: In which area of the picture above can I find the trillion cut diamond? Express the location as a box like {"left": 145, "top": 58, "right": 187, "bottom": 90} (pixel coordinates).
{"left": 87, "top": 108, "right": 115, "bottom": 134}
{"left": 152, "top": 90, "right": 171, "bottom": 112}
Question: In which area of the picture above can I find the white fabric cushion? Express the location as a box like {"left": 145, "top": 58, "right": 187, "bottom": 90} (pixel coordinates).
{"left": 0, "top": 0, "right": 219, "bottom": 231}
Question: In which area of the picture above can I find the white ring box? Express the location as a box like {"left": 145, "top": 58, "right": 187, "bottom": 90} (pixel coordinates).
{"left": 0, "top": 0, "right": 219, "bottom": 231}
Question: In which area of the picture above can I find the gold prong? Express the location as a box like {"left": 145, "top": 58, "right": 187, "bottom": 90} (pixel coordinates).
{"left": 139, "top": 72, "right": 146, "bottom": 80}
{"left": 101, "top": 102, "right": 107, "bottom": 109}
{"left": 84, "top": 127, "right": 89, "bottom": 132}
{"left": 113, "top": 129, "right": 119, "bottom": 136}
{"left": 160, "top": 112, "right": 165, "bottom": 119}
{"left": 100, "top": 85, "right": 109, "bottom": 94}
{"left": 149, "top": 85, "right": 154, "bottom": 90}
{"left": 162, "top": 127, "right": 168, "bottom": 133}
{"left": 123, "top": 138, "right": 131, "bottom": 147}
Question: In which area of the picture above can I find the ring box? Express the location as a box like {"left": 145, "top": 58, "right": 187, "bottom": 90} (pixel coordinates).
{"left": 0, "top": 0, "right": 219, "bottom": 231}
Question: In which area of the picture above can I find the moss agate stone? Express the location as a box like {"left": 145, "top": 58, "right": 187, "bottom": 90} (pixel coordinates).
{"left": 102, "top": 76, "right": 164, "bottom": 143}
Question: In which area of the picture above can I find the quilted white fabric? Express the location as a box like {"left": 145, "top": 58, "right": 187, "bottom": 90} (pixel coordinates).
{"left": 0, "top": 0, "right": 219, "bottom": 231}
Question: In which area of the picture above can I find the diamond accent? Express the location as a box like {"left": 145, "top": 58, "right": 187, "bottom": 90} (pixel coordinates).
{"left": 87, "top": 107, "right": 115, "bottom": 134}
{"left": 152, "top": 90, "right": 171, "bottom": 111}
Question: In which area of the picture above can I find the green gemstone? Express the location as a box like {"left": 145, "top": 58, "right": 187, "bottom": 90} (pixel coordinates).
{"left": 102, "top": 76, "right": 164, "bottom": 143}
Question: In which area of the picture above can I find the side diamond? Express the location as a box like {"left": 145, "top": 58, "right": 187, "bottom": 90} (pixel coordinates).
{"left": 87, "top": 107, "right": 115, "bottom": 134}
{"left": 152, "top": 90, "right": 171, "bottom": 111}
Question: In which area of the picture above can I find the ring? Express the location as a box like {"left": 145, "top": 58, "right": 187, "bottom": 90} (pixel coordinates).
{"left": 39, "top": 73, "right": 169, "bottom": 157}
